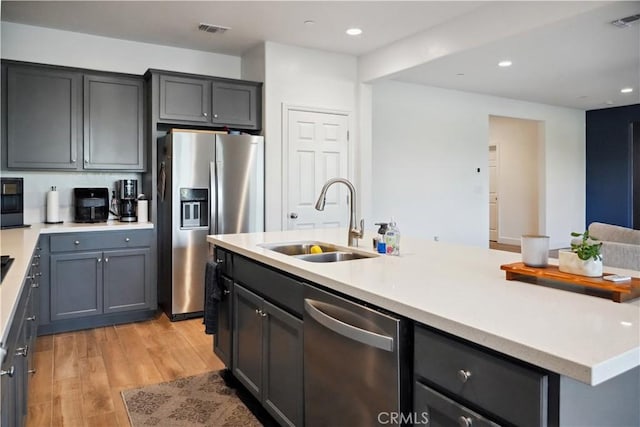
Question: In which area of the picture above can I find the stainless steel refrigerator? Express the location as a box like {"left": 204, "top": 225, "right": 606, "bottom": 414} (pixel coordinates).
{"left": 158, "top": 130, "right": 264, "bottom": 320}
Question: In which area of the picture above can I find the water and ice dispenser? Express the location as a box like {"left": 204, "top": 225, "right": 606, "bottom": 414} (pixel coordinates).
{"left": 180, "top": 188, "right": 208, "bottom": 228}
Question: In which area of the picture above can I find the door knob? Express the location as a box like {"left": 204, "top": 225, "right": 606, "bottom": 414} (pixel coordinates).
{"left": 457, "top": 369, "right": 472, "bottom": 383}
{"left": 289, "top": 212, "right": 298, "bottom": 219}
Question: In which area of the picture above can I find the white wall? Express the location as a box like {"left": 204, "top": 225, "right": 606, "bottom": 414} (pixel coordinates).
{"left": 263, "top": 42, "right": 358, "bottom": 231}
{"left": 1, "top": 22, "right": 241, "bottom": 76}
{"left": 489, "top": 116, "right": 542, "bottom": 245}
{"left": 371, "top": 80, "right": 585, "bottom": 248}
{"left": 1, "top": 22, "right": 242, "bottom": 224}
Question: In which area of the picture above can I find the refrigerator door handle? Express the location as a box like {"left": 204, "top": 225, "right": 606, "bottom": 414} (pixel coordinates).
{"left": 210, "top": 161, "right": 217, "bottom": 235}
{"left": 304, "top": 299, "right": 394, "bottom": 352}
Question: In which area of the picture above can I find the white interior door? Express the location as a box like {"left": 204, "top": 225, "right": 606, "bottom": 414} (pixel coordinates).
{"left": 489, "top": 145, "right": 498, "bottom": 242}
{"left": 286, "top": 109, "right": 349, "bottom": 230}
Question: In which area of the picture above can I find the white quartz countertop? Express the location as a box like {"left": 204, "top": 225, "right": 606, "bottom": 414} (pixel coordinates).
{"left": 207, "top": 228, "right": 640, "bottom": 386}
{"left": 0, "top": 221, "right": 154, "bottom": 346}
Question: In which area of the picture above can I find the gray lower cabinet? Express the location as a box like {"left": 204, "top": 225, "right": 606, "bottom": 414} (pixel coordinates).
{"left": 414, "top": 325, "right": 548, "bottom": 427}
{"left": 233, "top": 283, "right": 303, "bottom": 427}
{"left": 43, "top": 230, "right": 154, "bottom": 333}
{"left": 213, "top": 247, "right": 234, "bottom": 368}
{"left": 1, "top": 247, "right": 41, "bottom": 427}
{"left": 83, "top": 74, "right": 144, "bottom": 170}
{"left": 6, "top": 64, "right": 81, "bottom": 170}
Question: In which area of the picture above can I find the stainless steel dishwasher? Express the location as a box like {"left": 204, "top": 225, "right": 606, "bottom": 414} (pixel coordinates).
{"left": 304, "top": 285, "right": 410, "bottom": 426}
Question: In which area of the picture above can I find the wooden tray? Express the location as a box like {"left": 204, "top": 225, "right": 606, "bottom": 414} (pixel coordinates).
{"left": 500, "top": 262, "right": 640, "bottom": 303}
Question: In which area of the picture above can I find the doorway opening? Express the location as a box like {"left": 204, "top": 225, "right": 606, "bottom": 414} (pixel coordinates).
{"left": 488, "top": 115, "right": 545, "bottom": 248}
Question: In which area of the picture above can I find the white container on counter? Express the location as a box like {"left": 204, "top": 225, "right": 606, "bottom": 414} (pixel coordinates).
{"left": 137, "top": 199, "right": 148, "bottom": 223}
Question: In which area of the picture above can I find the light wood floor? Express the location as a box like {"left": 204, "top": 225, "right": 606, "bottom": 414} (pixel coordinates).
{"left": 26, "top": 314, "right": 225, "bottom": 427}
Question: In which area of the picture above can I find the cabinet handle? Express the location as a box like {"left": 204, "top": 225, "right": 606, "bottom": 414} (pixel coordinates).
{"left": 36, "top": 272, "right": 42, "bottom": 277}
{"left": 457, "top": 369, "right": 472, "bottom": 383}
{"left": 74, "top": 240, "right": 80, "bottom": 245}
{"left": 223, "top": 290, "right": 230, "bottom": 295}
{"left": 261, "top": 311, "right": 267, "bottom": 317}
{"left": 28, "top": 369, "right": 36, "bottom": 375}
{"left": 105, "top": 257, "right": 109, "bottom": 263}
{"left": 458, "top": 415, "right": 473, "bottom": 427}
{"left": 26, "top": 315, "right": 36, "bottom": 322}
{"left": 255, "top": 308, "right": 261, "bottom": 315}
{"left": 26, "top": 275, "right": 35, "bottom": 280}
{"left": 15, "top": 346, "right": 29, "bottom": 357}
{"left": 0, "top": 367, "right": 14, "bottom": 377}
{"left": 213, "top": 113, "right": 218, "bottom": 118}
{"left": 97, "top": 258, "right": 102, "bottom": 263}
{"left": 33, "top": 255, "right": 41, "bottom": 259}
{"left": 125, "top": 237, "right": 131, "bottom": 242}
{"left": 203, "top": 112, "right": 208, "bottom": 117}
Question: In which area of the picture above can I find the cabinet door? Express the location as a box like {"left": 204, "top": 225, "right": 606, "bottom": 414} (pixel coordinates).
{"left": 7, "top": 66, "right": 81, "bottom": 169}
{"left": 50, "top": 251, "right": 103, "bottom": 320}
{"left": 232, "top": 284, "right": 263, "bottom": 399}
{"left": 214, "top": 276, "right": 233, "bottom": 368}
{"left": 83, "top": 75, "right": 144, "bottom": 170}
{"left": 159, "top": 74, "right": 210, "bottom": 123}
{"left": 103, "top": 248, "right": 152, "bottom": 313}
{"left": 262, "top": 300, "right": 304, "bottom": 427}
{"left": 211, "top": 81, "right": 259, "bottom": 129}
{"left": 1, "top": 350, "right": 17, "bottom": 427}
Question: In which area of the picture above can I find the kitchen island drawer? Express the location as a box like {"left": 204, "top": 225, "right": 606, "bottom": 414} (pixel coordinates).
{"left": 233, "top": 255, "right": 303, "bottom": 317}
{"left": 414, "top": 380, "right": 500, "bottom": 427}
{"left": 414, "top": 325, "right": 548, "bottom": 427}
{"left": 50, "top": 230, "right": 152, "bottom": 252}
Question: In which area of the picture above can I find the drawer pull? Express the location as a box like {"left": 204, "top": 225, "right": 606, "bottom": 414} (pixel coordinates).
{"left": 458, "top": 416, "right": 473, "bottom": 427}
{"left": 105, "top": 257, "right": 109, "bottom": 263}
{"left": 125, "top": 237, "right": 131, "bottom": 242}
{"left": 97, "top": 258, "right": 102, "bottom": 263}
{"left": 457, "top": 369, "right": 472, "bottom": 383}
{"left": 223, "top": 289, "right": 231, "bottom": 295}
{"left": 15, "top": 346, "right": 29, "bottom": 357}
{"left": 31, "top": 282, "right": 40, "bottom": 288}
{"left": 0, "top": 366, "right": 14, "bottom": 377}
{"left": 255, "top": 308, "right": 261, "bottom": 315}
{"left": 74, "top": 240, "right": 80, "bottom": 245}
{"left": 26, "top": 315, "right": 36, "bottom": 322}
{"left": 28, "top": 369, "right": 36, "bottom": 374}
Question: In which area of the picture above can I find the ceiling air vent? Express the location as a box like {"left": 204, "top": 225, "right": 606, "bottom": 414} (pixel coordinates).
{"left": 198, "top": 23, "right": 230, "bottom": 34}
{"left": 611, "top": 14, "right": 640, "bottom": 28}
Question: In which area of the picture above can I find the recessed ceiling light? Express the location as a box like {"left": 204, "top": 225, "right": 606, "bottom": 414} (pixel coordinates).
{"left": 304, "top": 20, "right": 315, "bottom": 25}
{"left": 621, "top": 87, "right": 634, "bottom": 94}
{"left": 346, "top": 28, "right": 362, "bottom": 36}
{"left": 498, "top": 60, "right": 512, "bottom": 67}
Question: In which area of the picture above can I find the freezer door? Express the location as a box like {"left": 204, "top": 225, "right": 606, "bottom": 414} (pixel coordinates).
{"left": 169, "top": 131, "right": 215, "bottom": 316}
{"left": 212, "top": 135, "right": 264, "bottom": 234}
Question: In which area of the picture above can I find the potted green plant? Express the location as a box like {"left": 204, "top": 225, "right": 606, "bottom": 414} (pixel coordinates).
{"left": 558, "top": 230, "right": 603, "bottom": 277}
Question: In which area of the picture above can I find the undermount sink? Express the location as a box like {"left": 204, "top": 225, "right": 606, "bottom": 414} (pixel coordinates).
{"left": 259, "top": 241, "right": 339, "bottom": 256}
{"left": 295, "top": 251, "right": 374, "bottom": 263}
{"left": 259, "top": 241, "right": 377, "bottom": 262}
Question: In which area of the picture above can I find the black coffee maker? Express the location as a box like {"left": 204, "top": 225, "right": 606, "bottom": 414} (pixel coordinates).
{"left": 117, "top": 179, "right": 137, "bottom": 222}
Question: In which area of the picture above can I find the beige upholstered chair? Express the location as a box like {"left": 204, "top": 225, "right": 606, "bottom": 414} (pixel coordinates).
{"left": 587, "top": 222, "right": 640, "bottom": 271}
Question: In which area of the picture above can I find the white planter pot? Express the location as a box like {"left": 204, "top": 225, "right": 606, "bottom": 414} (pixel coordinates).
{"left": 558, "top": 250, "right": 603, "bottom": 277}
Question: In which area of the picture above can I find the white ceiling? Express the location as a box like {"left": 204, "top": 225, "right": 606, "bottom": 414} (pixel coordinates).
{"left": 2, "top": 1, "right": 639, "bottom": 110}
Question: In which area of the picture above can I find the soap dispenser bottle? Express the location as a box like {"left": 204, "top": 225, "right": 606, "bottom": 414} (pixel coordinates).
{"left": 374, "top": 222, "right": 388, "bottom": 253}
{"left": 384, "top": 218, "right": 400, "bottom": 256}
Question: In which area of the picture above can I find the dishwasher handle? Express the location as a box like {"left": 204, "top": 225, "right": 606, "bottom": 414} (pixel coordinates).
{"left": 304, "top": 299, "right": 394, "bottom": 352}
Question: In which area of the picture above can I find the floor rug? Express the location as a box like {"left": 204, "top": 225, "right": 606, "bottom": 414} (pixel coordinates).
{"left": 121, "top": 371, "right": 262, "bottom": 426}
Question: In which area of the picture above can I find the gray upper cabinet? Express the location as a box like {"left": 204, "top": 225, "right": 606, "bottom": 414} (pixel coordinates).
{"left": 7, "top": 65, "right": 81, "bottom": 169}
{"left": 211, "top": 81, "right": 259, "bottom": 129}
{"left": 159, "top": 74, "right": 211, "bottom": 123}
{"left": 156, "top": 72, "right": 262, "bottom": 130}
{"left": 83, "top": 74, "right": 144, "bottom": 170}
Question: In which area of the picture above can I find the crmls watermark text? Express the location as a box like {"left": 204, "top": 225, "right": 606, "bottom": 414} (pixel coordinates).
{"left": 378, "top": 412, "right": 429, "bottom": 425}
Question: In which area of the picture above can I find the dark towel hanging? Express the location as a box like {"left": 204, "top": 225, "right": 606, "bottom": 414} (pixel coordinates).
{"left": 204, "top": 259, "right": 222, "bottom": 334}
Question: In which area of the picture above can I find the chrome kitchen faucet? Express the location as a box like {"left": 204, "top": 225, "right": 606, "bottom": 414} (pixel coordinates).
{"left": 315, "top": 178, "right": 364, "bottom": 247}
